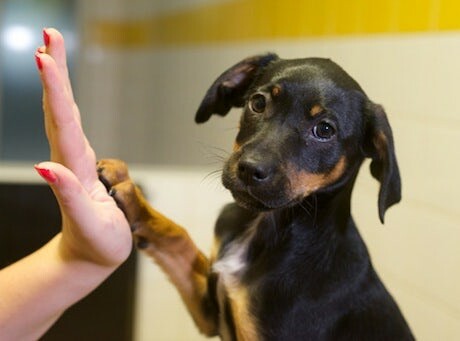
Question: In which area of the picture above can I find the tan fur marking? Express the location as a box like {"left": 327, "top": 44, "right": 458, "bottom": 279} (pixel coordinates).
{"left": 289, "top": 156, "right": 347, "bottom": 198}
{"left": 271, "top": 85, "right": 281, "bottom": 97}
{"left": 310, "top": 104, "right": 324, "bottom": 117}
{"left": 210, "top": 237, "right": 220, "bottom": 260}
{"left": 229, "top": 286, "right": 259, "bottom": 341}
{"left": 374, "top": 131, "right": 389, "bottom": 162}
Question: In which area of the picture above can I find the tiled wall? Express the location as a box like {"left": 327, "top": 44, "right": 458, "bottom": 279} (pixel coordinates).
{"left": 75, "top": 1, "right": 460, "bottom": 339}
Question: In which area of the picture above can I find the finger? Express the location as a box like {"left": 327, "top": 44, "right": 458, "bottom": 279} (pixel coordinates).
{"left": 43, "top": 28, "right": 75, "bottom": 102}
{"left": 35, "top": 52, "right": 97, "bottom": 188}
{"left": 36, "top": 53, "right": 89, "bottom": 160}
{"left": 36, "top": 52, "right": 76, "bottom": 127}
{"left": 34, "top": 162, "right": 97, "bottom": 225}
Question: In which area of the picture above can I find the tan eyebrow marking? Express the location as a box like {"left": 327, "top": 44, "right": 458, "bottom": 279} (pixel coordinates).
{"left": 271, "top": 85, "right": 282, "bottom": 97}
{"left": 310, "top": 104, "right": 324, "bottom": 117}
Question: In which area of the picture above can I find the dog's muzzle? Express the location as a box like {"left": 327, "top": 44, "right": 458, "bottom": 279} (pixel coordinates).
{"left": 222, "top": 151, "right": 294, "bottom": 211}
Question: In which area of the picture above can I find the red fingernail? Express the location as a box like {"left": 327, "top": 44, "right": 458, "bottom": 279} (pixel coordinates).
{"left": 43, "top": 29, "right": 50, "bottom": 46}
{"left": 34, "top": 165, "right": 57, "bottom": 183}
{"left": 35, "top": 52, "right": 43, "bottom": 70}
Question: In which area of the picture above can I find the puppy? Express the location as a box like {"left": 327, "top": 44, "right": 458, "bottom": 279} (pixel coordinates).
{"left": 98, "top": 54, "right": 414, "bottom": 340}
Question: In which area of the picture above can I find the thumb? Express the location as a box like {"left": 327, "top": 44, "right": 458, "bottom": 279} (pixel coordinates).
{"left": 34, "top": 162, "right": 93, "bottom": 217}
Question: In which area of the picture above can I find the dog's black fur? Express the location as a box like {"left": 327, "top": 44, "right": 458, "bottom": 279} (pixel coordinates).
{"left": 195, "top": 54, "right": 414, "bottom": 340}
{"left": 98, "top": 54, "right": 414, "bottom": 340}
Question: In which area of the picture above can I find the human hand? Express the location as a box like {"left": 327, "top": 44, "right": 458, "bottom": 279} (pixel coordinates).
{"left": 34, "top": 28, "right": 132, "bottom": 268}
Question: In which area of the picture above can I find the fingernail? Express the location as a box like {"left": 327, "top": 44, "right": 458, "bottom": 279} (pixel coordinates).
{"left": 34, "top": 165, "right": 57, "bottom": 183}
{"left": 35, "top": 52, "right": 43, "bottom": 71}
{"left": 43, "top": 28, "right": 50, "bottom": 46}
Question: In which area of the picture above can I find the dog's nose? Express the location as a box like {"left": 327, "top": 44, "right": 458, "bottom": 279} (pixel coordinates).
{"left": 237, "top": 157, "right": 273, "bottom": 186}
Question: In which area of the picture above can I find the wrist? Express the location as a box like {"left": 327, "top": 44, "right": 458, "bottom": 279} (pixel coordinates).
{"left": 0, "top": 234, "right": 120, "bottom": 340}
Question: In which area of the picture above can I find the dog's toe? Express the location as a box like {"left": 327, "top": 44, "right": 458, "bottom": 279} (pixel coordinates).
{"left": 97, "top": 159, "right": 130, "bottom": 188}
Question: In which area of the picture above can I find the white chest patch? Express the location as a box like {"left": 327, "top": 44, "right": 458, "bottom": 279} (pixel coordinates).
{"left": 212, "top": 224, "right": 256, "bottom": 285}
{"left": 212, "top": 222, "right": 260, "bottom": 341}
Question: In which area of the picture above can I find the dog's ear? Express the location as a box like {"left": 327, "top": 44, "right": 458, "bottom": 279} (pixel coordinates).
{"left": 195, "top": 53, "right": 278, "bottom": 123}
{"left": 363, "top": 102, "right": 401, "bottom": 224}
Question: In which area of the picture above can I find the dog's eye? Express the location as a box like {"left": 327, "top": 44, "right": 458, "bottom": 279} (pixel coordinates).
{"left": 312, "top": 121, "right": 336, "bottom": 141}
{"left": 249, "top": 94, "right": 267, "bottom": 113}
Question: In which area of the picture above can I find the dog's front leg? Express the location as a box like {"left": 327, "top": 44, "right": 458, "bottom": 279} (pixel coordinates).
{"left": 97, "top": 159, "right": 218, "bottom": 336}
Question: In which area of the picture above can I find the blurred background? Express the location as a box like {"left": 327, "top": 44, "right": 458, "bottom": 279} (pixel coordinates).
{"left": 0, "top": 0, "right": 459, "bottom": 340}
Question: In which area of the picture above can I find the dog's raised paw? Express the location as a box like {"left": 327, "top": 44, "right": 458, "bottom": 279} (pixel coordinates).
{"left": 97, "top": 159, "right": 130, "bottom": 189}
{"left": 97, "top": 158, "right": 142, "bottom": 223}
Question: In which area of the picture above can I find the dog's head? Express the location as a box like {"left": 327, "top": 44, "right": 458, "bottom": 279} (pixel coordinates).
{"left": 196, "top": 54, "right": 401, "bottom": 223}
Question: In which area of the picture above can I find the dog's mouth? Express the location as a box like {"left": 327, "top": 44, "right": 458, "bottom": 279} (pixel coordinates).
{"left": 223, "top": 174, "right": 296, "bottom": 211}
{"left": 230, "top": 188, "right": 275, "bottom": 211}
{"left": 230, "top": 188, "right": 300, "bottom": 212}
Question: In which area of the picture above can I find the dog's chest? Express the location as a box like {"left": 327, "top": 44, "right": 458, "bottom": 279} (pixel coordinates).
{"left": 212, "top": 225, "right": 260, "bottom": 340}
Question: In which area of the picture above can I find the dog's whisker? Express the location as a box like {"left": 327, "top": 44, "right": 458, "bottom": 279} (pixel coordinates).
{"left": 206, "top": 146, "right": 231, "bottom": 156}
{"left": 197, "top": 142, "right": 231, "bottom": 155}
{"left": 205, "top": 169, "right": 223, "bottom": 179}
{"left": 197, "top": 144, "right": 230, "bottom": 165}
{"left": 202, "top": 159, "right": 226, "bottom": 167}
{"left": 298, "top": 201, "right": 313, "bottom": 217}
{"left": 201, "top": 169, "right": 223, "bottom": 185}
{"left": 312, "top": 194, "right": 318, "bottom": 227}
{"left": 223, "top": 125, "right": 240, "bottom": 132}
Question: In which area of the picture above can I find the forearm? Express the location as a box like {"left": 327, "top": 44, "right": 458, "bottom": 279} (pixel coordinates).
{"left": 0, "top": 233, "right": 118, "bottom": 341}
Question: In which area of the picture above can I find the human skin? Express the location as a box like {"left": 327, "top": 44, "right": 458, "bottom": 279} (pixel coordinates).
{"left": 0, "top": 28, "right": 132, "bottom": 340}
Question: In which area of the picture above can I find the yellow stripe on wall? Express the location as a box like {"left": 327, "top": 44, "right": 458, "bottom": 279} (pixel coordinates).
{"left": 90, "top": 0, "right": 460, "bottom": 48}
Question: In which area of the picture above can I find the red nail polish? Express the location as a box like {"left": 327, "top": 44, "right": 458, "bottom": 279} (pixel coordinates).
{"left": 35, "top": 53, "right": 43, "bottom": 70}
{"left": 43, "top": 29, "right": 50, "bottom": 46}
{"left": 34, "top": 165, "right": 57, "bottom": 183}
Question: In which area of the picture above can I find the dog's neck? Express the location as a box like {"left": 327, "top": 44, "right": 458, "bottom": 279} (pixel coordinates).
{"left": 245, "top": 180, "right": 360, "bottom": 277}
{"left": 279, "top": 177, "right": 356, "bottom": 231}
{"left": 304, "top": 183, "right": 354, "bottom": 231}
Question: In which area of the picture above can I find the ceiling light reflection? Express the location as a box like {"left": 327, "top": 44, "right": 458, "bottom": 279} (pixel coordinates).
{"left": 2, "top": 25, "right": 34, "bottom": 52}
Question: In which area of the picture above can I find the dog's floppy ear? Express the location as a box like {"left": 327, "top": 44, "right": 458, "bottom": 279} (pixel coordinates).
{"left": 195, "top": 53, "right": 278, "bottom": 123}
{"left": 363, "top": 102, "right": 401, "bottom": 224}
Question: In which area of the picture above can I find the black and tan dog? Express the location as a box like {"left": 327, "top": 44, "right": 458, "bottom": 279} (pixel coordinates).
{"left": 98, "top": 54, "right": 414, "bottom": 340}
